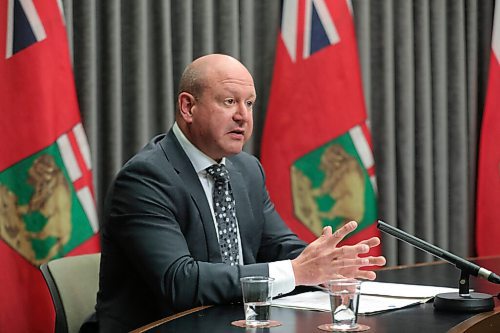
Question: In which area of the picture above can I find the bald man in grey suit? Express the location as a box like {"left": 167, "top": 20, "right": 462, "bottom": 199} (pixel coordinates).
{"left": 92, "top": 54, "right": 385, "bottom": 332}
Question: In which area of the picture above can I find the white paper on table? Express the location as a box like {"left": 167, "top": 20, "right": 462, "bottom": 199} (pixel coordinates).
{"left": 271, "top": 281, "right": 458, "bottom": 315}
{"left": 358, "top": 295, "right": 432, "bottom": 314}
{"left": 360, "top": 281, "right": 458, "bottom": 299}
{"left": 273, "top": 291, "right": 331, "bottom": 312}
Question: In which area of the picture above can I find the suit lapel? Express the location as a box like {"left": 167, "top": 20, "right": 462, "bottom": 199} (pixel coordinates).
{"left": 160, "top": 131, "right": 222, "bottom": 262}
{"left": 226, "top": 159, "right": 256, "bottom": 263}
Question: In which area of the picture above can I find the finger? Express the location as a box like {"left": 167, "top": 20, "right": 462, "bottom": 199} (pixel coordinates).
{"left": 354, "top": 270, "right": 377, "bottom": 280}
{"left": 331, "top": 257, "right": 370, "bottom": 269}
{"left": 322, "top": 226, "right": 333, "bottom": 237}
{"left": 332, "top": 255, "right": 386, "bottom": 273}
{"left": 337, "top": 268, "right": 377, "bottom": 280}
{"left": 336, "top": 266, "right": 378, "bottom": 280}
{"left": 358, "top": 237, "right": 381, "bottom": 248}
{"left": 350, "top": 256, "right": 387, "bottom": 267}
{"left": 366, "top": 256, "right": 386, "bottom": 266}
{"left": 330, "top": 221, "right": 358, "bottom": 244}
{"left": 333, "top": 244, "right": 370, "bottom": 259}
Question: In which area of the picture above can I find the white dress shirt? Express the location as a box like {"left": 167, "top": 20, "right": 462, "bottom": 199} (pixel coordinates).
{"left": 172, "top": 123, "right": 295, "bottom": 296}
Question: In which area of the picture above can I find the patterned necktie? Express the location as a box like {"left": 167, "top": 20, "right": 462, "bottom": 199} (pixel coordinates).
{"left": 206, "top": 164, "right": 240, "bottom": 266}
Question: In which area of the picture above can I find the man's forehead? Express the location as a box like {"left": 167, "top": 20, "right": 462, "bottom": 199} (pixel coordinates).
{"left": 215, "top": 80, "right": 256, "bottom": 97}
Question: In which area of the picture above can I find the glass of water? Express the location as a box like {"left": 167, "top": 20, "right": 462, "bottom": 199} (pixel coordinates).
{"left": 328, "top": 278, "right": 361, "bottom": 330}
{"left": 240, "top": 276, "right": 274, "bottom": 326}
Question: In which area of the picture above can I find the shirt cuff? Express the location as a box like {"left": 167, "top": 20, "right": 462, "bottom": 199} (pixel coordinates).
{"left": 268, "top": 260, "right": 296, "bottom": 297}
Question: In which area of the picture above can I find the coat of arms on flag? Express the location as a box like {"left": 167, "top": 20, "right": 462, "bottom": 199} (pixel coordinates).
{"left": 0, "top": 124, "right": 98, "bottom": 265}
{"left": 291, "top": 124, "right": 377, "bottom": 237}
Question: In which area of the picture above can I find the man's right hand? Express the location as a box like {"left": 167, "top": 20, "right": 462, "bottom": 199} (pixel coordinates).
{"left": 291, "top": 221, "right": 386, "bottom": 286}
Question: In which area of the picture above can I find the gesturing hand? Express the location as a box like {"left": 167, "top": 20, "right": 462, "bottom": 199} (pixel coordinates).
{"left": 291, "top": 221, "right": 386, "bottom": 286}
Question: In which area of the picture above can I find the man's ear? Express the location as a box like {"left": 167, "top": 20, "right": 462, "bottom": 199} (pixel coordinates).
{"left": 178, "top": 92, "right": 196, "bottom": 122}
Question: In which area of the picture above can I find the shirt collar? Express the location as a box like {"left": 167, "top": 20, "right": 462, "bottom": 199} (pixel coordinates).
{"left": 172, "top": 122, "right": 226, "bottom": 174}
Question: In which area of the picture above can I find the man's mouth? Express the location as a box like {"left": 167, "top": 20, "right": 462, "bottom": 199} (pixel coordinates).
{"left": 229, "top": 129, "right": 245, "bottom": 137}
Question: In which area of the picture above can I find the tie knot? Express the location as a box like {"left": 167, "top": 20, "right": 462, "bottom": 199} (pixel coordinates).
{"left": 206, "top": 164, "right": 230, "bottom": 183}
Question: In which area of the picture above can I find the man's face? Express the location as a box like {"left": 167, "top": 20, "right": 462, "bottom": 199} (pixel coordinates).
{"left": 188, "top": 66, "right": 256, "bottom": 161}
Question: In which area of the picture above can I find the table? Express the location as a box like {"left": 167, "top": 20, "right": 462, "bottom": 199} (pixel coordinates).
{"left": 133, "top": 257, "right": 500, "bottom": 333}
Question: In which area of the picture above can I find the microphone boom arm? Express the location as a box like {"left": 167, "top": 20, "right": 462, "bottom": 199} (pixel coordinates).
{"left": 377, "top": 220, "right": 500, "bottom": 312}
{"left": 377, "top": 220, "right": 500, "bottom": 284}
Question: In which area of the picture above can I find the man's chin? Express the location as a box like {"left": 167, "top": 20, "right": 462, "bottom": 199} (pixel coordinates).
{"left": 223, "top": 145, "right": 245, "bottom": 157}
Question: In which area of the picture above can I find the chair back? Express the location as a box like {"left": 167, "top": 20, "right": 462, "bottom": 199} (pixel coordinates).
{"left": 40, "top": 253, "right": 101, "bottom": 333}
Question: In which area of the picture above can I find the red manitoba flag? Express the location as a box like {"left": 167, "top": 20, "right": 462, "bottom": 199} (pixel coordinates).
{"left": 476, "top": 2, "right": 500, "bottom": 256}
{"left": 0, "top": 1, "right": 99, "bottom": 331}
{"left": 261, "top": 0, "right": 380, "bottom": 252}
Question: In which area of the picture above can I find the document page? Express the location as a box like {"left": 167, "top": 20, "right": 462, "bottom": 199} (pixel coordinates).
{"left": 272, "top": 281, "right": 458, "bottom": 315}
{"left": 359, "top": 281, "right": 458, "bottom": 299}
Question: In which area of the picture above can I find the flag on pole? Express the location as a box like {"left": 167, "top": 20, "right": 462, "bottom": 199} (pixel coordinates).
{"left": 476, "top": 1, "right": 500, "bottom": 256}
{"left": 261, "top": 0, "right": 380, "bottom": 251}
{"left": 0, "top": 0, "right": 99, "bottom": 331}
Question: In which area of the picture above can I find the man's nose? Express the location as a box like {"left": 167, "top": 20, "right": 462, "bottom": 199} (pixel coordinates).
{"left": 234, "top": 102, "right": 250, "bottom": 121}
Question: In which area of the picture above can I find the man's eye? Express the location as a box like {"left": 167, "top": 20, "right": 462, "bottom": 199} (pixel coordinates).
{"left": 246, "top": 100, "right": 254, "bottom": 108}
{"left": 224, "top": 98, "right": 235, "bottom": 105}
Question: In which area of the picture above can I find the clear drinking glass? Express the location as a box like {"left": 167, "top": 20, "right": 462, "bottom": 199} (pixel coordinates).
{"left": 328, "top": 278, "right": 361, "bottom": 330}
{"left": 240, "top": 276, "right": 274, "bottom": 326}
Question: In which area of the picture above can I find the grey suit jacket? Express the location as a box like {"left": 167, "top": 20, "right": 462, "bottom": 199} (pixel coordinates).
{"left": 93, "top": 129, "right": 306, "bottom": 332}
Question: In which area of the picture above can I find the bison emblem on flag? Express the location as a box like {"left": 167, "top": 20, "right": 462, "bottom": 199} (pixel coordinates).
{"left": 291, "top": 125, "right": 377, "bottom": 236}
{"left": 0, "top": 124, "right": 98, "bottom": 266}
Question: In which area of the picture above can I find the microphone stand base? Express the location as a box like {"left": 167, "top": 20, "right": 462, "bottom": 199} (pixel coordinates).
{"left": 433, "top": 292, "right": 494, "bottom": 313}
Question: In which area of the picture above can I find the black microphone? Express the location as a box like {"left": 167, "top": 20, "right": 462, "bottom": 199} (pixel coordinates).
{"left": 377, "top": 220, "right": 500, "bottom": 312}
{"left": 377, "top": 220, "right": 500, "bottom": 284}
